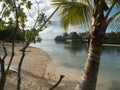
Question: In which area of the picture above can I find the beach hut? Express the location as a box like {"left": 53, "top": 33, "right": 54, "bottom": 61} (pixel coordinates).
{"left": 66, "top": 32, "right": 80, "bottom": 43}
{"left": 81, "top": 33, "right": 89, "bottom": 43}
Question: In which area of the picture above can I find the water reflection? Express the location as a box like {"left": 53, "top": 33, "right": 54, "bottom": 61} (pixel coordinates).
{"left": 102, "top": 45, "right": 120, "bottom": 54}
{"left": 31, "top": 40, "right": 120, "bottom": 90}
{"left": 64, "top": 43, "right": 88, "bottom": 55}
{"left": 55, "top": 41, "right": 120, "bottom": 55}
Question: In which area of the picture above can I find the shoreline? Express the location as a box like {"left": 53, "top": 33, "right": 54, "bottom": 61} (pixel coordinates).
{"left": 0, "top": 43, "right": 76, "bottom": 90}
{"left": 102, "top": 44, "right": 120, "bottom": 46}
{"left": 45, "top": 60, "right": 82, "bottom": 81}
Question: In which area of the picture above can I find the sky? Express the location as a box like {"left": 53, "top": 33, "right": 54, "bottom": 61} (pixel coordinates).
{"left": 25, "top": 0, "right": 86, "bottom": 39}
{"left": 0, "top": 0, "right": 84, "bottom": 39}
{"left": 0, "top": 0, "right": 119, "bottom": 39}
{"left": 27, "top": 0, "right": 120, "bottom": 39}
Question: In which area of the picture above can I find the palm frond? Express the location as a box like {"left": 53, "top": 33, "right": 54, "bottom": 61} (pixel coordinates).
{"left": 105, "top": 0, "right": 120, "bottom": 5}
{"left": 109, "top": 15, "right": 120, "bottom": 32}
{"left": 52, "top": 1, "right": 90, "bottom": 30}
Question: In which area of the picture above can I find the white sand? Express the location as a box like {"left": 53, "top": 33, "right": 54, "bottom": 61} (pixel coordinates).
{"left": 0, "top": 43, "right": 77, "bottom": 90}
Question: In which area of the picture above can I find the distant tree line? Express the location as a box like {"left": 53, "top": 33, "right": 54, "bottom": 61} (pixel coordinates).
{"left": 55, "top": 32, "right": 120, "bottom": 44}
{"left": 103, "top": 32, "right": 120, "bottom": 44}
{"left": 0, "top": 27, "right": 42, "bottom": 43}
{"left": 54, "top": 32, "right": 68, "bottom": 43}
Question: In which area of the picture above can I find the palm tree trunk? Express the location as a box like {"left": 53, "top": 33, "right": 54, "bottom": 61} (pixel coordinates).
{"left": 79, "top": 35, "right": 103, "bottom": 90}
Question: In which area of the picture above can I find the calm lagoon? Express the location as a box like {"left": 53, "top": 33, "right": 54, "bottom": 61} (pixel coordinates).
{"left": 31, "top": 40, "right": 120, "bottom": 90}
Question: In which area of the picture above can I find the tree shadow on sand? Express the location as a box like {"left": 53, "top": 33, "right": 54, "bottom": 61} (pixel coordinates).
{"left": 21, "top": 69, "right": 75, "bottom": 90}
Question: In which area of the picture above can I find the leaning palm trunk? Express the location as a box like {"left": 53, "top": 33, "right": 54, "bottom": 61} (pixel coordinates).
{"left": 79, "top": 37, "right": 102, "bottom": 90}
{"left": 79, "top": 14, "right": 107, "bottom": 90}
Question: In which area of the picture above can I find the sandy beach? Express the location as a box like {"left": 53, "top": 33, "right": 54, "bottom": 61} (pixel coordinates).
{"left": 0, "top": 43, "right": 77, "bottom": 90}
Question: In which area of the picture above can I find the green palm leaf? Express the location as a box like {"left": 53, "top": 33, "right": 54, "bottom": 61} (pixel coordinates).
{"left": 52, "top": 1, "right": 90, "bottom": 30}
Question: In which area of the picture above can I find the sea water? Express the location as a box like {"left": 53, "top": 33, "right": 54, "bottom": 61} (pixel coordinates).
{"left": 30, "top": 40, "right": 120, "bottom": 90}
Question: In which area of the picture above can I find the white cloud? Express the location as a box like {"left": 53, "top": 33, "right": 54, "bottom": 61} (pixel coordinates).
{"left": 25, "top": 0, "right": 52, "bottom": 29}
{"left": 25, "top": 17, "right": 35, "bottom": 28}
{"left": 1, "top": 0, "right": 86, "bottom": 39}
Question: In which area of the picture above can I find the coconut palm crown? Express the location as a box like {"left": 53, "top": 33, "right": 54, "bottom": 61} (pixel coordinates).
{"left": 52, "top": 0, "right": 120, "bottom": 30}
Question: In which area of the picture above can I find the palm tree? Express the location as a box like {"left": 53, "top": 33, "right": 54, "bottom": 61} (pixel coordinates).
{"left": 51, "top": 0, "right": 120, "bottom": 90}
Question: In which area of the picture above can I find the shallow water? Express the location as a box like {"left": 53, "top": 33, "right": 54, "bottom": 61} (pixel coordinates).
{"left": 31, "top": 40, "right": 120, "bottom": 90}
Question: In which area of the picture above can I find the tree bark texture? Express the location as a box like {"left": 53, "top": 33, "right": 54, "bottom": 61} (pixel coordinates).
{"left": 49, "top": 75, "right": 65, "bottom": 90}
{"left": 79, "top": 37, "right": 102, "bottom": 90}
{"left": 79, "top": 10, "right": 107, "bottom": 89}
{"left": 0, "top": 58, "right": 5, "bottom": 90}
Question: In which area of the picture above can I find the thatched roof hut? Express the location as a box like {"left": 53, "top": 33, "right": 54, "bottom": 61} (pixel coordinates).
{"left": 66, "top": 32, "right": 80, "bottom": 39}
{"left": 66, "top": 32, "right": 80, "bottom": 43}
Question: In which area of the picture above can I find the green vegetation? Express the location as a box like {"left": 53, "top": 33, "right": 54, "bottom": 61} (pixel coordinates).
{"left": 0, "top": 28, "right": 42, "bottom": 43}
{"left": 0, "top": 0, "right": 47, "bottom": 90}
{"left": 0, "top": 70, "right": 13, "bottom": 78}
{"left": 55, "top": 32, "right": 120, "bottom": 44}
{"left": 0, "top": 0, "right": 60, "bottom": 90}
{"left": 0, "top": 18, "right": 42, "bottom": 43}
{"left": 104, "top": 32, "right": 120, "bottom": 44}
{"left": 55, "top": 32, "right": 68, "bottom": 43}
{"left": 24, "top": 29, "right": 42, "bottom": 43}
{"left": 0, "top": 0, "right": 43, "bottom": 43}
{"left": 0, "top": 28, "right": 24, "bottom": 42}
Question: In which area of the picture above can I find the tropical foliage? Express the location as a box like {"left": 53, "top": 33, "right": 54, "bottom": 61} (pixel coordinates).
{"left": 0, "top": 0, "right": 48, "bottom": 90}
{"left": 55, "top": 31, "right": 120, "bottom": 44}
{"left": 0, "top": 28, "right": 24, "bottom": 42}
{"left": 0, "top": 0, "right": 44, "bottom": 43}
{"left": 0, "top": 0, "right": 61, "bottom": 89}
{"left": 55, "top": 32, "right": 68, "bottom": 42}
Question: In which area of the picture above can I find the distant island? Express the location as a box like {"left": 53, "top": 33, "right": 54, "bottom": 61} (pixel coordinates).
{"left": 54, "top": 32, "right": 120, "bottom": 44}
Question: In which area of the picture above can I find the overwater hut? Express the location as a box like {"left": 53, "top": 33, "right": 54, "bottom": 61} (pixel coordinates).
{"left": 81, "top": 33, "right": 89, "bottom": 43}
{"left": 66, "top": 32, "right": 80, "bottom": 43}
